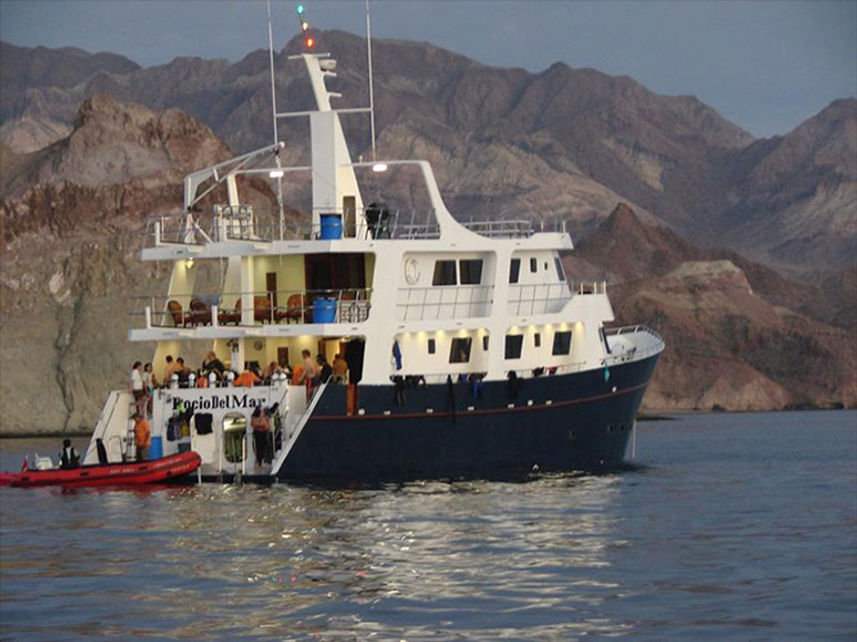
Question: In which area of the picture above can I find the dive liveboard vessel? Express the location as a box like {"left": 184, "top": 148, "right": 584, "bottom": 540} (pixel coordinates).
{"left": 81, "top": 3, "right": 664, "bottom": 483}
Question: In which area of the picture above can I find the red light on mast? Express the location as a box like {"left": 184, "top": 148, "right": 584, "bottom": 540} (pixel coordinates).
{"left": 305, "top": 35, "right": 315, "bottom": 49}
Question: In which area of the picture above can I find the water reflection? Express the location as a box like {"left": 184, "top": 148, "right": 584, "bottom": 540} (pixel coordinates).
{"left": 1, "top": 449, "right": 630, "bottom": 640}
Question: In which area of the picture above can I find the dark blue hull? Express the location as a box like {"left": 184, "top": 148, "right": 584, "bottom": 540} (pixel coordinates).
{"left": 277, "top": 354, "right": 660, "bottom": 482}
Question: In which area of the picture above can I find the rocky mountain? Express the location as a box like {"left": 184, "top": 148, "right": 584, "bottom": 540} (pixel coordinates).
{"left": 0, "top": 35, "right": 855, "bottom": 432}
{"left": 3, "top": 35, "right": 854, "bottom": 272}
{"left": 719, "top": 98, "right": 857, "bottom": 270}
{"left": 566, "top": 204, "right": 857, "bottom": 410}
{"left": 0, "top": 96, "right": 238, "bottom": 432}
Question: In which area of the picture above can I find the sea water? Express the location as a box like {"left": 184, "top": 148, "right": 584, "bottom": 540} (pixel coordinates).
{"left": 1, "top": 410, "right": 855, "bottom": 640}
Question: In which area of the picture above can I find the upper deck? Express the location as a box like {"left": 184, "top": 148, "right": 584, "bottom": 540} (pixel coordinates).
{"left": 142, "top": 203, "right": 572, "bottom": 262}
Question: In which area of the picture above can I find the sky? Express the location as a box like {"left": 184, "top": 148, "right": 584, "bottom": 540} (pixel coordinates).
{"left": 1, "top": 0, "right": 855, "bottom": 138}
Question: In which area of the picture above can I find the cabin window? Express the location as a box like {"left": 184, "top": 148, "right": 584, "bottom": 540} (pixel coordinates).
{"left": 505, "top": 335, "right": 524, "bottom": 359}
{"left": 552, "top": 331, "right": 572, "bottom": 355}
{"left": 482, "top": 335, "right": 490, "bottom": 351}
{"left": 534, "top": 332, "right": 541, "bottom": 348}
{"left": 529, "top": 257, "right": 538, "bottom": 273}
{"left": 509, "top": 259, "right": 521, "bottom": 283}
{"left": 554, "top": 257, "right": 565, "bottom": 282}
{"left": 459, "top": 259, "right": 483, "bottom": 285}
{"left": 428, "top": 338, "right": 436, "bottom": 354}
{"left": 432, "top": 260, "right": 457, "bottom": 286}
{"left": 449, "top": 337, "right": 472, "bottom": 364}
{"left": 509, "top": 258, "right": 521, "bottom": 284}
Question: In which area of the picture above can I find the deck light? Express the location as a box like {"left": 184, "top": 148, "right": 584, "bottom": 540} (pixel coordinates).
{"left": 269, "top": 169, "right": 285, "bottom": 178}
{"left": 371, "top": 162, "right": 388, "bottom": 172}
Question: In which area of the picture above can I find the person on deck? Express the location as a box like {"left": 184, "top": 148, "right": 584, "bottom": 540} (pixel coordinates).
{"left": 202, "top": 351, "right": 225, "bottom": 377}
{"left": 301, "top": 349, "right": 318, "bottom": 383}
{"left": 332, "top": 353, "right": 348, "bottom": 383}
{"left": 163, "top": 355, "right": 180, "bottom": 383}
{"left": 316, "top": 354, "right": 333, "bottom": 385}
{"left": 175, "top": 357, "right": 192, "bottom": 385}
{"left": 130, "top": 361, "right": 146, "bottom": 416}
{"left": 250, "top": 406, "right": 272, "bottom": 469}
{"left": 133, "top": 413, "right": 151, "bottom": 461}
{"left": 234, "top": 369, "right": 262, "bottom": 387}
{"left": 291, "top": 363, "right": 304, "bottom": 386}
{"left": 142, "top": 363, "right": 157, "bottom": 415}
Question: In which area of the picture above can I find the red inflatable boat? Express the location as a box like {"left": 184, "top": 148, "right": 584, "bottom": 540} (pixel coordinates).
{"left": 0, "top": 451, "right": 201, "bottom": 488}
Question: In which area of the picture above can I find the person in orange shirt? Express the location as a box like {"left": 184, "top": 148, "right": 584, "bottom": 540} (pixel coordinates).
{"left": 233, "top": 370, "right": 261, "bottom": 387}
{"left": 134, "top": 413, "right": 151, "bottom": 461}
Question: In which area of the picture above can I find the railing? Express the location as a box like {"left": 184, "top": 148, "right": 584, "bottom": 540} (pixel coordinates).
{"left": 575, "top": 281, "right": 607, "bottom": 295}
{"left": 147, "top": 204, "right": 572, "bottom": 247}
{"left": 146, "top": 212, "right": 215, "bottom": 246}
{"left": 396, "top": 285, "right": 494, "bottom": 321}
{"left": 507, "top": 283, "right": 571, "bottom": 316}
{"left": 602, "top": 325, "right": 665, "bottom": 365}
{"left": 133, "top": 287, "right": 372, "bottom": 329}
{"left": 461, "top": 220, "right": 533, "bottom": 238}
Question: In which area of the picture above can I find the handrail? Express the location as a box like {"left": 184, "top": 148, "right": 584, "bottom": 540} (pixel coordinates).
{"left": 130, "top": 287, "right": 373, "bottom": 327}
{"left": 396, "top": 285, "right": 494, "bottom": 321}
{"left": 269, "top": 382, "right": 329, "bottom": 477}
{"left": 145, "top": 205, "right": 571, "bottom": 247}
{"left": 602, "top": 325, "right": 665, "bottom": 366}
{"left": 507, "top": 283, "right": 571, "bottom": 316}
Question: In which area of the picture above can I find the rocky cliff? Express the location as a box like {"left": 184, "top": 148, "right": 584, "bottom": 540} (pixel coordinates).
{"left": 0, "top": 96, "right": 235, "bottom": 432}
{"left": 568, "top": 204, "right": 857, "bottom": 411}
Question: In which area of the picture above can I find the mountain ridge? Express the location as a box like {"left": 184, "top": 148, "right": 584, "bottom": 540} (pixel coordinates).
{"left": 2, "top": 35, "right": 852, "bottom": 271}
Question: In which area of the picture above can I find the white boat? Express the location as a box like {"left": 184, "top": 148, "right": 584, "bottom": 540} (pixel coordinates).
{"left": 82, "top": 7, "right": 664, "bottom": 482}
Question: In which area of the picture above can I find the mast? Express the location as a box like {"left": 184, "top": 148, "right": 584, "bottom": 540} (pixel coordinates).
{"left": 365, "top": 0, "right": 377, "bottom": 160}
{"left": 266, "top": 0, "right": 285, "bottom": 239}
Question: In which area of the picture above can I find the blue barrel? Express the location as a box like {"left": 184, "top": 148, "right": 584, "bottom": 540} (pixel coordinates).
{"left": 320, "top": 214, "right": 343, "bottom": 239}
{"left": 314, "top": 298, "right": 337, "bottom": 323}
{"left": 149, "top": 436, "right": 163, "bottom": 460}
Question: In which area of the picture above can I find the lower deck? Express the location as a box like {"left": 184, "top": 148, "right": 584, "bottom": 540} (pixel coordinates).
{"left": 84, "top": 352, "right": 660, "bottom": 483}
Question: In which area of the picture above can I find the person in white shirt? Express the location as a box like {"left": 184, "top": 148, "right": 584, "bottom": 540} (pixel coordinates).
{"left": 130, "top": 361, "right": 145, "bottom": 415}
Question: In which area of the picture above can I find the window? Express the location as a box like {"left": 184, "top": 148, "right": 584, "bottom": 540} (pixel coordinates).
{"left": 428, "top": 338, "right": 436, "bottom": 354}
{"left": 509, "top": 258, "right": 520, "bottom": 284}
{"left": 505, "top": 335, "right": 523, "bottom": 359}
{"left": 534, "top": 332, "right": 541, "bottom": 348}
{"left": 432, "top": 260, "right": 456, "bottom": 286}
{"left": 552, "top": 331, "right": 572, "bottom": 355}
{"left": 529, "top": 257, "right": 537, "bottom": 273}
{"left": 554, "top": 257, "right": 565, "bottom": 282}
{"left": 459, "top": 259, "right": 483, "bottom": 285}
{"left": 449, "top": 337, "right": 472, "bottom": 363}
{"left": 482, "top": 335, "right": 489, "bottom": 351}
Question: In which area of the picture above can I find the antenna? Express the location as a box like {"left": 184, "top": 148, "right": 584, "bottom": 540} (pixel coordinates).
{"left": 366, "top": 0, "right": 377, "bottom": 160}
{"left": 266, "top": 0, "right": 279, "bottom": 146}
{"left": 266, "top": 0, "right": 285, "bottom": 239}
